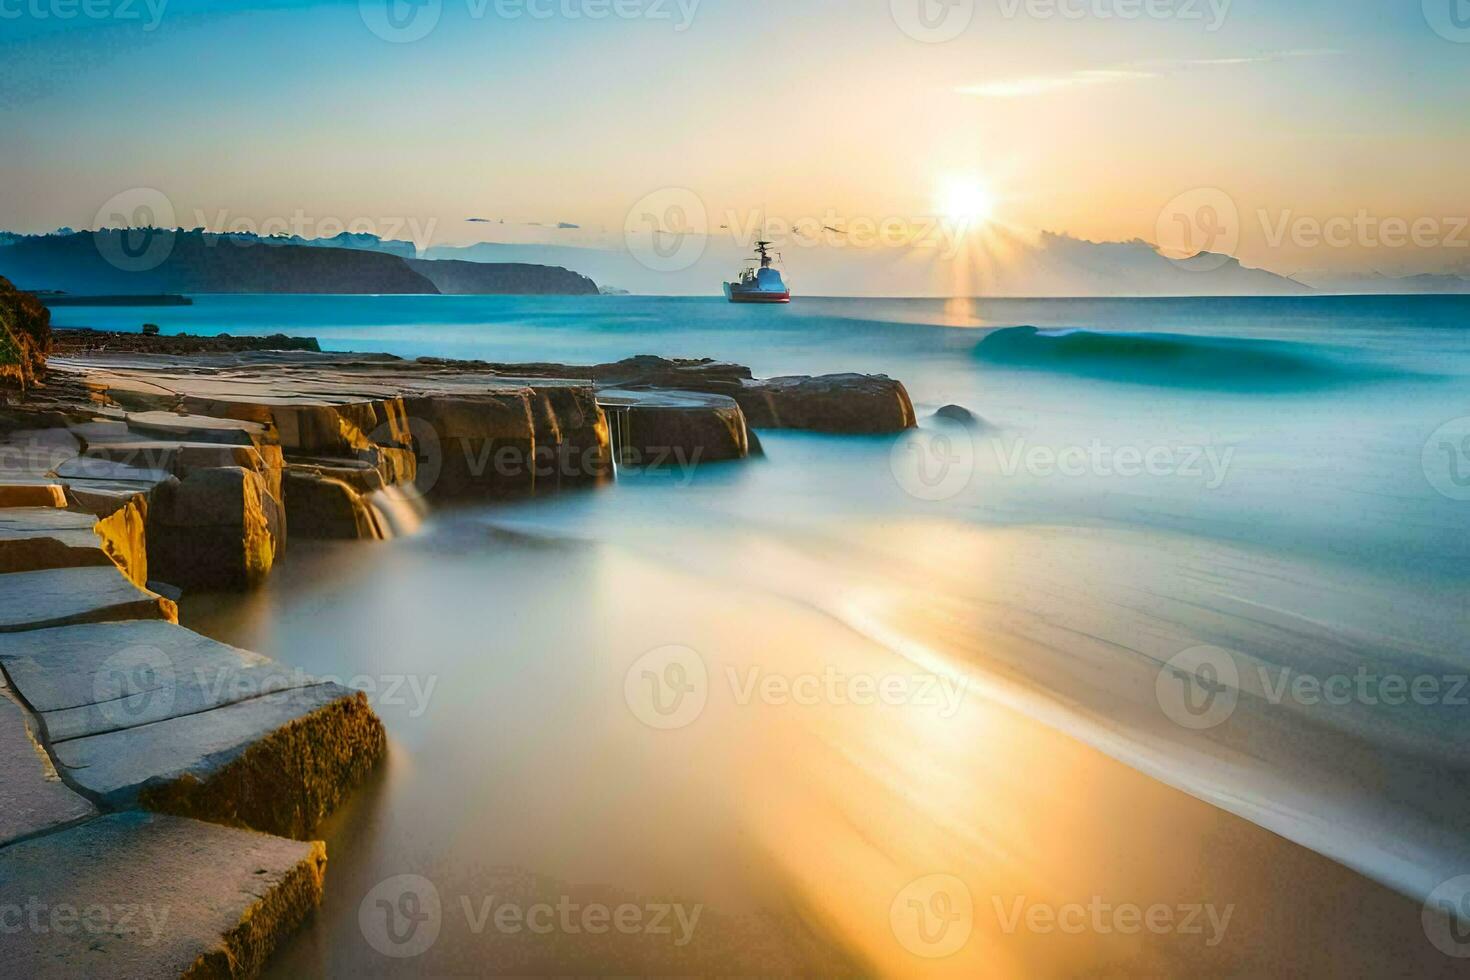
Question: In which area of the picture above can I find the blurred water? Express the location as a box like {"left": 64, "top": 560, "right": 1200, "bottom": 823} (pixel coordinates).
{"left": 158, "top": 294, "right": 1470, "bottom": 976}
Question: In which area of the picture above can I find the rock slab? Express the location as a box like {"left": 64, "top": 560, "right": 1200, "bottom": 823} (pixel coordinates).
{"left": 0, "top": 811, "right": 326, "bottom": 979}
{"left": 0, "top": 567, "right": 177, "bottom": 633}
{"left": 0, "top": 620, "right": 385, "bottom": 839}
{"left": 0, "top": 682, "right": 96, "bottom": 847}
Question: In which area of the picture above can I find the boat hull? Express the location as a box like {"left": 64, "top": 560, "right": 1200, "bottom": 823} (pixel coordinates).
{"left": 723, "top": 282, "right": 791, "bottom": 304}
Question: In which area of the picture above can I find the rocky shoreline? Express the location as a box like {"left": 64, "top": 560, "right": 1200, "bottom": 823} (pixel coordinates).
{"left": 0, "top": 314, "right": 915, "bottom": 977}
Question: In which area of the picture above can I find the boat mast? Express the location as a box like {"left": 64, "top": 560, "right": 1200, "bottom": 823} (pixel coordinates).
{"left": 754, "top": 240, "right": 773, "bottom": 269}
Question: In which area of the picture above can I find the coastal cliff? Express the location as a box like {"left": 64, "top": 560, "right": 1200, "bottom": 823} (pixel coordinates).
{"left": 0, "top": 231, "right": 599, "bottom": 296}
{"left": 406, "top": 257, "right": 597, "bottom": 295}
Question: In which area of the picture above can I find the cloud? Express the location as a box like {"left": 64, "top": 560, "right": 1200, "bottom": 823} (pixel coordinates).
{"left": 959, "top": 50, "right": 1341, "bottom": 99}
{"left": 1137, "top": 49, "right": 1342, "bottom": 70}
{"left": 470, "top": 217, "right": 579, "bottom": 229}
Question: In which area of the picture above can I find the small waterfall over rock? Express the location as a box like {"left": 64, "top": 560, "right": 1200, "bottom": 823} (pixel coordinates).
{"left": 366, "top": 485, "right": 428, "bottom": 540}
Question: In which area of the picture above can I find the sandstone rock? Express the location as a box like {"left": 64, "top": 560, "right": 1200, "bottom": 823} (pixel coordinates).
{"left": 405, "top": 389, "right": 537, "bottom": 497}
{"left": 284, "top": 469, "right": 380, "bottom": 540}
{"left": 0, "top": 620, "right": 316, "bottom": 741}
{"left": 90, "top": 491, "right": 149, "bottom": 586}
{"left": 53, "top": 455, "right": 172, "bottom": 486}
{"left": 528, "top": 384, "right": 613, "bottom": 489}
{"left": 76, "top": 439, "right": 277, "bottom": 487}
{"left": 78, "top": 439, "right": 246, "bottom": 472}
{"left": 0, "top": 566, "right": 177, "bottom": 632}
{"left": 933, "top": 403, "right": 984, "bottom": 427}
{"left": 590, "top": 355, "right": 753, "bottom": 391}
{"left": 146, "top": 467, "right": 281, "bottom": 591}
{"left": 734, "top": 373, "right": 916, "bottom": 433}
{"left": 285, "top": 455, "right": 385, "bottom": 494}
{"left": 0, "top": 682, "right": 96, "bottom": 846}
{"left": 64, "top": 481, "right": 153, "bottom": 518}
{"left": 0, "top": 507, "right": 118, "bottom": 576}
{"left": 599, "top": 389, "right": 751, "bottom": 467}
{"left": 507, "top": 356, "right": 916, "bottom": 435}
{"left": 181, "top": 392, "right": 409, "bottom": 461}
{"left": 0, "top": 482, "right": 67, "bottom": 507}
{"left": 0, "top": 811, "right": 326, "bottom": 979}
{"left": 123, "top": 410, "right": 271, "bottom": 447}
{"left": 0, "top": 428, "right": 79, "bottom": 485}
{"left": 66, "top": 687, "right": 382, "bottom": 838}
{"left": 0, "top": 619, "right": 386, "bottom": 839}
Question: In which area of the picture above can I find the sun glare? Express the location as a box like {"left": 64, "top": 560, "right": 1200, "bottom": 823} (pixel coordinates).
{"left": 938, "top": 177, "right": 997, "bottom": 228}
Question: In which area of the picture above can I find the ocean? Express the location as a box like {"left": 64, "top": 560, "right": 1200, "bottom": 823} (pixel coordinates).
{"left": 56, "top": 294, "right": 1470, "bottom": 975}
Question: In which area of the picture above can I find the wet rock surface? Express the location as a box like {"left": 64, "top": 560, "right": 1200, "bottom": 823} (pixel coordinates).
{"left": 599, "top": 388, "right": 751, "bottom": 466}
{"left": 733, "top": 372, "right": 917, "bottom": 433}
{"left": 283, "top": 469, "right": 380, "bottom": 539}
{"left": 933, "top": 403, "right": 987, "bottom": 427}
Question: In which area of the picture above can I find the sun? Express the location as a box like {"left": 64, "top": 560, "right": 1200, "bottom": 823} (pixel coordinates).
{"left": 937, "top": 177, "right": 997, "bottom": 228}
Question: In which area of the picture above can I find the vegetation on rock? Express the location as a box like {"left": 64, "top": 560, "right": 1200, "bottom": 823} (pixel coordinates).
{"left": 0, "top": 275, "right": 50, "bottom": 389}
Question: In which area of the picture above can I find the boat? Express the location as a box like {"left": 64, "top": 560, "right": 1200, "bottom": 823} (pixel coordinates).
{"left": 723, "top": 240, "right": 790, "bottom": 303}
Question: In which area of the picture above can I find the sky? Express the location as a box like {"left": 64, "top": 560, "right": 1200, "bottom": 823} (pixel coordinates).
{"left": 1, "top": 0, "right": 1468, "bottom": 288}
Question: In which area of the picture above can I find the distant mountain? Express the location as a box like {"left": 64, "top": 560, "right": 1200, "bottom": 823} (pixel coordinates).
{"left": 406, "top": 258, "right": 596, "bottom": 295}
{"left": 1015, "top": 232, "right": 1311, "bottom": 296}
{"left": 1300, "top": 271, "right": 1470, "bottom": 294}
{"left": 0, "top": 230, "right": 599, "bottom": 295}
{"left": 425, "top": 230, "right": 1311, "bottom": 297}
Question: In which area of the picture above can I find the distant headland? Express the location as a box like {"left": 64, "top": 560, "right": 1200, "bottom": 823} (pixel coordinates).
{"left": 0, "top": 229, "right": 599, "bottom": 297}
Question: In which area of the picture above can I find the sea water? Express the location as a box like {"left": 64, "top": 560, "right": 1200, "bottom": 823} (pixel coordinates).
{"left": 61, "top": 294, "right": 1468, "bottom": 975}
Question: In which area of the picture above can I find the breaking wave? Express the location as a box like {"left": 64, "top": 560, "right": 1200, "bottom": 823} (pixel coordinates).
{"left": 973, "top": 326, "right": 1397, "bottom": 389}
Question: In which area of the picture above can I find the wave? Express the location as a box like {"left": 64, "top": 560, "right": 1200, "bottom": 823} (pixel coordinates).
{"left": 973, "top": 326, "right": 1397, "bottom": 389}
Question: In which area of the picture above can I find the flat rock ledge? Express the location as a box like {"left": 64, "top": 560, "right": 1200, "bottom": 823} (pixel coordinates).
{"left": 0, "top": 811, "right": 326, "bottom": 980}
{"left": 5, "top": 347, "right": 914, "bottom": 569}
{"left": 0, "top": 566, "right": 177, "bottom": 632}
{"left": 0, "top": 618, "right": 385, "bottom": 840}
{"left": 0, "top": 494, "right": 385, "bottom": 977}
